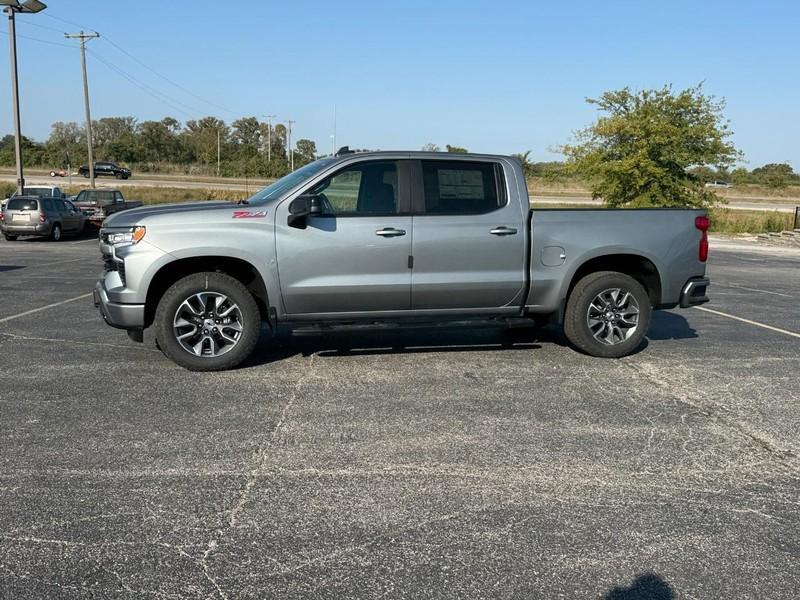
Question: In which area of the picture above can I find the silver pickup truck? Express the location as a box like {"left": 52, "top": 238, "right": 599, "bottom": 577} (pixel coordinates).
{"left": 94, "top": 150, "right": 710, "bottom": 371}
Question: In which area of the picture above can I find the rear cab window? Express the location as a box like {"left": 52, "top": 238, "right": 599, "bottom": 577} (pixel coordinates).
{"left": 420, "top": 160, "right": 506, "bottom": 214}
{"left": 6, "top": 198, "right": 39, "bottom": 211}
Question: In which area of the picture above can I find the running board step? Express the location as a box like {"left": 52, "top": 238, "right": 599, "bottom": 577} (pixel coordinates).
{"left": 289, "top": 317, "right": 537, "bottom": 337}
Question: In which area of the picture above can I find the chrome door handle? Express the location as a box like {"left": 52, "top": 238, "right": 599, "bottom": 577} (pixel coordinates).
{"left": 375, "top": 227, "right": 406, "bottom": 237}
{"left": 490, "top": 226, "right": 517, "bottom": 236}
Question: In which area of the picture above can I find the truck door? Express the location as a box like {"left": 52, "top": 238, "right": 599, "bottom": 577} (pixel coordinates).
{"left": 409, "top": 159, "right": 526, "bottom": 310}
{"left": 275, "top": 159, "right": 413, "bottom": 315}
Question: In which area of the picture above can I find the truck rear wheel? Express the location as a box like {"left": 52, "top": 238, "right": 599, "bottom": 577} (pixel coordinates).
{"left": 154, "top": 272, "right": 260, "bottom": 371}
{"left": 563, "top": 271, "right": 651, "bottom": 358}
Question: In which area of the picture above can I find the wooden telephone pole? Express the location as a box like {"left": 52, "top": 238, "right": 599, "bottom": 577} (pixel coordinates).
{"left": 64, "top": 31, "right": 100, "bottom": 188}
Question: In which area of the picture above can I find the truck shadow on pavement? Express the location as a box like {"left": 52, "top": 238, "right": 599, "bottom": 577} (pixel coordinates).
{"left": 603, "top": 572, "right": 675, "bottom": 599}
{"left": 241, "top": 310, "right": 697, "bottom": 368}
{"left": 244, "top": 325, "right": 551, "bottom": 367}
{"left": 647, "top": 310, "right": 698, "bottom": 341}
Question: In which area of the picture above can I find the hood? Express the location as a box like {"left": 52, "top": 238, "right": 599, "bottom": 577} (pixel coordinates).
{"left": 103, "top": 201, "right": 234, "bottom": 227}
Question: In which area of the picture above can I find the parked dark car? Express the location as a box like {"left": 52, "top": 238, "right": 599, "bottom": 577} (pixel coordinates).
{"left": 72, "top": 189, "right": 143, "bottom": 227}
{"left": 1, "top": 195, "right": 85, "bottom": 241}
{"left": 78, "top": 161, "right": 132, "bottom": 180}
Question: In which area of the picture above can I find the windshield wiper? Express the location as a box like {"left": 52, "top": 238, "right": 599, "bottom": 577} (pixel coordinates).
{"left": 237, "top": 199, "right": 249, "bottom": 205}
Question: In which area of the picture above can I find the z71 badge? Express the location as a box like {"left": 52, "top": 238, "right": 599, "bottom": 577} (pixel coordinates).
{"left": 232, "top": 210, "right": 267, "bottom": 219}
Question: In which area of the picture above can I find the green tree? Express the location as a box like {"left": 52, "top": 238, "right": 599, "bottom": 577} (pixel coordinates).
{"left": 294, "top": 139, "right": 317, "bottom": 166}
{"left": 185, "top": 117, "right": 228, "bottom": 165}
{"left": 231, "top": 116, "right": 261, "bottom": 148}
{"left": 421, "top": 143, "right": 440, "bottom": 152}
{"left": 561, "top": 84, "right": 740, "bottom": 207}
{"left": 446, "top": 144, "right": 468, "bottom": 153}
{"left": 512, "top": 150, "right": 534, "bottom": 178}
{"left": 751, "top": 163, "right": 793, "bottom": 188}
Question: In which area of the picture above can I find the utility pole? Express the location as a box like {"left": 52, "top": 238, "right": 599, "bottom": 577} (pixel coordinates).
{"left": 65, "top": 30, "right": 100, "bottom": 189}
{"left": 332, "top": 104, "right": 336, "bottom": 156}
{"left": 4, "top": 0, "right": 48, "bottom": 196}
{"left": 262, "top": 114, "right": 276, "bottom": 163}
{"left": 217, "top": 127, "right": 220, "bottom": 177}
{"left": 285, "top": 119, "right": 295, "bottom": 171}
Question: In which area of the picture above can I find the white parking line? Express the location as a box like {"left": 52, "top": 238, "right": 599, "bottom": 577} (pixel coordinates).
{"left": 694, "top": 306, "right": 800, "bottom": 339}
{"left": 0, "top": 293, "right": 93, "bottom": 324}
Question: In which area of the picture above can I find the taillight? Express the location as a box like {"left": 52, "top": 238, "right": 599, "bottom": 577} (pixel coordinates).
{"left": 695, "top": 215, "right": 709, "bottom": 262}
{"left": 39, "top": 212, "right": 47, "bottom": 223}
{"left": 0, "top": 212, "right": 4, "bottom": 222}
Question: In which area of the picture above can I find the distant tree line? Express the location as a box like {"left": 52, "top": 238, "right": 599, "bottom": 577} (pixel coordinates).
{"left": 0, "top": 116, "right": 317, "bottom": 178}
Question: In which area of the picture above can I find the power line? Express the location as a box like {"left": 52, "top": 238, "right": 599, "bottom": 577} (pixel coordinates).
{"left": 39, "top": 12, "right": 92, "bottom": 32}
{"left": 0, "top": 29, "right": 73, "bottom": 48}
{"left": 100, "top": 36, "right": 238, "bottom": 117}
{"left": 14, "top": 19, "right": 68, "bottom": 35}
{"left": 86, "top": 49, "right": 198, "bottom": 118}
{"left": 41, "top": 11, "right": 238, "bottom": 117}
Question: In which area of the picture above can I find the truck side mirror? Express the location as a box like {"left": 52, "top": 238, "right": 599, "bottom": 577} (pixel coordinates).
{"left": 288, "top": 194, "right": 322, "bottom": 229}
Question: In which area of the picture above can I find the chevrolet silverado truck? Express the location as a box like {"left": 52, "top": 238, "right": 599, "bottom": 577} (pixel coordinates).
{"left": 73, "top": 189, "right": 143, "bottom": 228}
{"left": 93, "top": 150, "right": 710, "bottom": 371}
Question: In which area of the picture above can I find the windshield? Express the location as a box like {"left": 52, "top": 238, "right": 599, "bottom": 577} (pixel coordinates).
{"left": 246, "top": 158, "right": 336, "bottom": 206}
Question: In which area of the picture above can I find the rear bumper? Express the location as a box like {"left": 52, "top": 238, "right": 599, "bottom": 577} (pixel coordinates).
{"left": 680, "top": 277, "right": 710, "bottom": 308}
{"left": 93, "top": 280, "right": 145, "bottom": 329}
{"left": 1, "top": 222, "right": 51, "bottom": 235}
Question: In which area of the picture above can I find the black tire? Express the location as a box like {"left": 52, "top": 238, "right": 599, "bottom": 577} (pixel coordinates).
{"left": 563, "top": 271, "right": 651, "bottom": 358}
{"left": 154, "top": 272, "right": 260, "bottom": 371}
{"left": 122, "top": 174, "right": 129, "bottom": 180}
{"left": 4, "top": 234, "right": 18, "bottom": 241}
{"left": 83, "top": 172, "right": 89, "bottom": 178}
{"left": 50, "top": 223, "right": 62, "bottom": 242}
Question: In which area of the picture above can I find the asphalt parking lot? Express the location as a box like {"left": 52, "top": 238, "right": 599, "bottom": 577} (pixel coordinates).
{"left": 0, "top": 235, "right": 798, "bottom": 599}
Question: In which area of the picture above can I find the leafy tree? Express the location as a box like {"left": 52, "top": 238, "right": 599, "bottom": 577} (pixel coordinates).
{"left": 446, "top": 144, "right": 468, "bottom": 153}
{"left": 751, "top": 163, "right": 793, "bottom": 188}
{"left": 561, "top": 84, "right": 740, "bottom": 207}
{"left": 185, "top": 117, "right": 228, "bottom": 165}
{"left": 294, "top": 139, "right": 317, "bottom": 166}
{"left": 730, "top": 167, "right": 750, "bottom": 186}
{"left": 231, "top": 116, "right": 261, "bottom": 148}
{"left": 421, "top": 143, "right": 440, "bottom": 152}
{"left": 512, "top": 150, "right": 534, "bottom": 178}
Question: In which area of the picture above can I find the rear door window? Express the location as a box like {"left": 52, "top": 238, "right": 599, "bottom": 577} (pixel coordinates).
{"left": 420, "top": 160, "right": 505, "bottom": 214}
{"left": 6, "top": 198, "right": 38, "bottom": 211}
{"left": 42, "top": 198, "right": 55, "bottom": 212}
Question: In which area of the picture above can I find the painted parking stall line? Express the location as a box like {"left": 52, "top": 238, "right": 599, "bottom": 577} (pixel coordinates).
{"left": 0, "top": 293, "right": 93, "bottom": 324}
{"left": 694, "top": 306, "right": 800, "bottom": 340}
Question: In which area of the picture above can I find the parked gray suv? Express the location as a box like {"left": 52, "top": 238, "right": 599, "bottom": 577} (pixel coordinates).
{"left": 1, "top": 195, "right": 85, "bottom": 241}
{"left": 94, "top": 150, "right": 710, "bottom": 371}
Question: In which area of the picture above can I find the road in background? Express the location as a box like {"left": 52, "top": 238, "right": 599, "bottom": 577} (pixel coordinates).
{"left": 2, "top": 171, "right": 799, "bottom": 212}
{"left": 0, "top": 236, "right": 797, "bottom": 598}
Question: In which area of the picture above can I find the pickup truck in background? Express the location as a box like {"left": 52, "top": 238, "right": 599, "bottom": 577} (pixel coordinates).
{"left": 78, "top": 161, "right": 132, "bottom": 180}
{"left": 93, "top": 150, "right": 710, "bottom": 371}
{"left": 72, "top": 189, "right": 144, "bottom": 227}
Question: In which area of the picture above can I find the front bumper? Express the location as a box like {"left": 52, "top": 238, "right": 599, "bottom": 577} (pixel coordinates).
{"left": 680, "top": 277, "right": 710, "bottom": 308}
{"left": 93, "top": 280, "right": 145, "bottom": 329}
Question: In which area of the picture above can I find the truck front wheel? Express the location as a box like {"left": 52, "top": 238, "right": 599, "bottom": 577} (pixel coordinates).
{"left": 563, "top": 271, "right": 651, "bottom": 358}
{"left": 154, "top": 272, "right": 260, "bottom": 371}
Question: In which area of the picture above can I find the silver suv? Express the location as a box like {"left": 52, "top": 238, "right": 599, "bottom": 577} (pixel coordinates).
{"left": 1, "top": 196, "right": 85, "bottom": 241}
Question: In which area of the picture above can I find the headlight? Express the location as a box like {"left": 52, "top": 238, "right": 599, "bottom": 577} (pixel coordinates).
{"left": 106, "top": 226, "right": 146, "bottom": 247}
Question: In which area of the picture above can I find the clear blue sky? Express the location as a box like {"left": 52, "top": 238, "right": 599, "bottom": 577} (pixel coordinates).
{"left": 1, "top": 0, "right": 798, "bottom": 168}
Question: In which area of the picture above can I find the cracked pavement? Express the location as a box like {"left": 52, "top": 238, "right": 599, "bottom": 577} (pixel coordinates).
{"left": 0, "top": 235, "right": 798, "bottom": 599}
